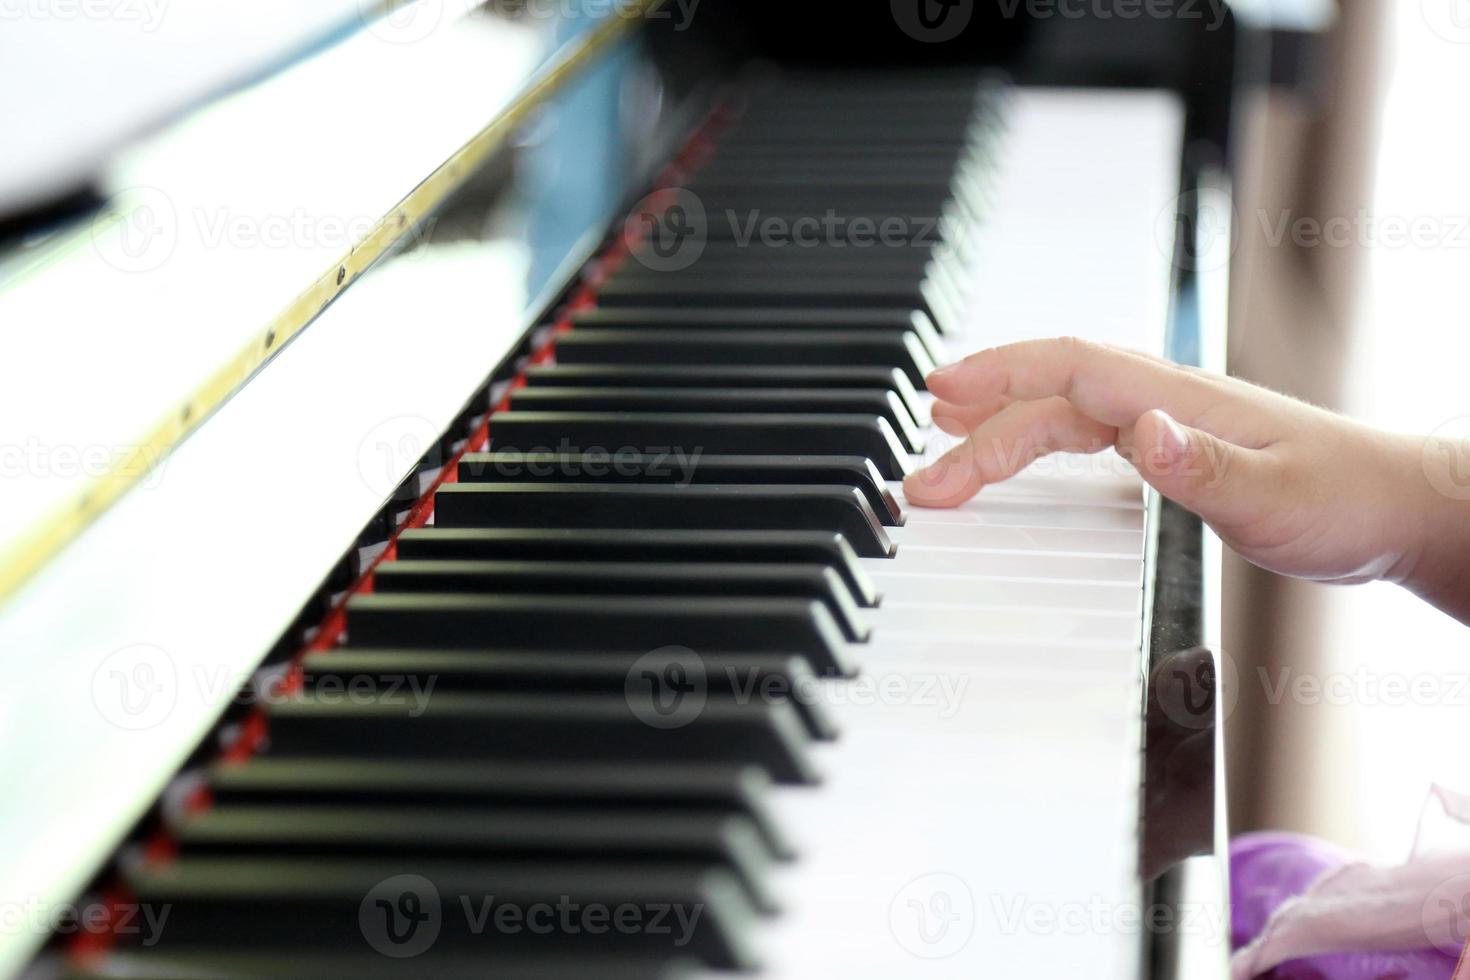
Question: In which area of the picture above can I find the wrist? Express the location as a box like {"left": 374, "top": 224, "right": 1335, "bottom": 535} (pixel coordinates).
{"left": 1391, "top": 431, "right": 1470, "bottom": 623}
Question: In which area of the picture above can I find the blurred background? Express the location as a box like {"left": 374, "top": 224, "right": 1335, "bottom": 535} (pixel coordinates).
{"left": 1223, "top": 0, "right": 1470, "bottom": 861}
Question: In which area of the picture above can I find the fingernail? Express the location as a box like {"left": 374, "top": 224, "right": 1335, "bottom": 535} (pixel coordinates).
{"left": 926, "top": 363, "right": 960, "bottom": 385}
{"left": 1156, "top": 412, "right": 1190, "bottom": 465}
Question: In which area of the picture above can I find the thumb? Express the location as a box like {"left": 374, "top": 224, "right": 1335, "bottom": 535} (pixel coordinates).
{"left": 1132, "top": 409, "right": 1267, "bottom": 519}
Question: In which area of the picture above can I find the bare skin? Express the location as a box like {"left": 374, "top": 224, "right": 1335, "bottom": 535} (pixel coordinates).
{"left": 902, "top": 337, "right": 1470, "bottom": 625}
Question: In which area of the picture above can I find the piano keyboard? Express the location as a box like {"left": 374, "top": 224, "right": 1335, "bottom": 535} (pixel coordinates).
{"left": 48, "top": 75, "right": 1182, "bottom": 980}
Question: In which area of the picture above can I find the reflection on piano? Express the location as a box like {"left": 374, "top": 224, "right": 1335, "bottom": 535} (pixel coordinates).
{"left": 0, "top": 1, "right": 1326, "bottom": 975}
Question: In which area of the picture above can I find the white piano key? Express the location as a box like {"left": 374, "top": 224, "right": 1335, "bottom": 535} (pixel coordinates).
{"left": 797, "top": 667, "right": 1140, "bottom": 739}
{"left": 753, "top": 640, "right": 1147, "bottom": 979}
{"left": 863, "top": 547, "right": 1144, "bottom": 583}
{"left": 974, "top": 473, "right": 1144, "bottom": 504}
{"left": 896, "top": 500, "right": 1145, "bottom": 531}
{"left": 890, "top": 522, "right": 1144, "bottom": 556}
{"left": 867, "top": 603, "right": 1142, "bottom": 645}
{"left": 865, "top": 638, "right": 1142, "bottom": 680}
{"left": 897, "top": 458, "right": 1147, "bottom": 508}
{"left": 867, "top": 572, "right": 1143, "bottom": 613}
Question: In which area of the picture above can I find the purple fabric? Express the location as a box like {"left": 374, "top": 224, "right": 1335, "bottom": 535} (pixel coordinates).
{"left": 1232, "top": 832, "right": 1353, "bottom": 950}
{"left": 1260, "top": 950, "right": 1458, "bottom": 980}
{"left": 1230, "top": 832, "right": 1461, "bottom": 980}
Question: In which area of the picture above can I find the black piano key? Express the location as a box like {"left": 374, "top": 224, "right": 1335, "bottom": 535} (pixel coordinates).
{"left": 394, "top": 528, "right": 879, "bottom": 607}
{"left": 712, "top": 139, "right": 973, "bottom": 158}
{"left": 739, "top": 96, "right": 985, "bottom": 121}
{"left": 718, "top": 107, "right": 980, "bottom": 128}
{"left": 551, "top": 329, "right": 935, "bottom": 387}
{"left": 687, "top": 173, "right": 964, "bottom": 193}
{"left": 690, "top": 164, "right": 971, "bottom": 181}
{"left": 174, "top": 806, "right": 779, "bottom": 913}
{"left": 683, "top": 199, "right": 972, "bottom": 232}
{"left": 68, "top": 951, "right": 696, "bottom": 980}
{"left": 371, "top": 561, "right": 868, "bottom": 643}
{"left": 730, "top": 106, "right": 977, "bottom": 124}
{"left": 484, "top": 412, "right": 911, "bottom": 481}
{"left": 457, "top": 453, "right": 904, "bottom": 527}
{"left": 734, "top": 96, "right": 986, "bottom": 119}
{"left": 300, "top": 648, "right": 839, "bottom": 740}
{"left": 696, "top": 152, "right": 974, "bottom": 182}
{"left": 699, "top": 213, "right": 951, "bottom": 246}
{"left": 266, "top": 691, "right": 818, "bottom": 785}
{"left": 605, "top": 252, "right": 953, "bottom": 279}
{"left": 692, "top": 163, "right": 973, "bottom": 185}
{"left": 568, "top": 308, "right": 947, "bottom": 358}
{"left": 738, "top": 108, "right": 987, "bottom": 126}
{"left": 726, "top": 94, "right": 984, "bottom": 119}
{"left": 345, "top": 592, "right": 855, "bottom": 678}
{"left": 432, "top": 483, "right": 895, "bottom": 559}
{"left": 736, "top": 107, "right": 988, "bottom": 133}
{"left": 124, "top": 859, "right": 759, "bottom": 970}
{"left": 570, "top": 305, "right": 928, "bottom": 331}
{"left": 607, "top": 248, "right": 940, "bottom": 279}
{"left": 520, "top": 365, "right": 926, "bottom": 421}
{"left": 736, "top": 94, "right": 982, "bottom": 116}
{"left": 699, "top": 146, "right": 973, "bottom": 173}
{"left": 744, "top": 74, "right": 988, "bottom": 100}
{"left": 645, "top": 222, "right": 962, "bottom": 246}
{"left": 205, "top": 758, "right": 793, "bottom": 857}
{"left": 504, "top": 389, "right": 923, "bottom": 455}
{"left": 680, "top": 193, "right": 963, "bottom": 221}
{"left": 741, "top": 84, "right": 988, "bottom": 110}
{"left": 692, "top": 158, "right": 971, "bottom": 185}
{"left": 723, "top": 122, "right": 974, "bottom": 148}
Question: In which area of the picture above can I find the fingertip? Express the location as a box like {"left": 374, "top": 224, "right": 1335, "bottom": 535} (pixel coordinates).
{"left": 901, "top": 473, "right": 957, "bottom": 509}
{"left": 901, "top": 455, "right": 985, "bottom": 509}
{"left": 900, "top": 471, "right": 930, "bottom": 504}
{"left": 923, "top": 365, "right": 962, "bottom": 400}
{"left": 923, "top": 351, "right": 994, "bottom": 401}
{"left": 925, "top": 362, "right": 961, "bottom": 387}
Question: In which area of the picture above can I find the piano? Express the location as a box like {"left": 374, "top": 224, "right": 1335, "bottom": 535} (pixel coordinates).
{"left": 0, "top": 2, "right": 1330, "bottom": 977}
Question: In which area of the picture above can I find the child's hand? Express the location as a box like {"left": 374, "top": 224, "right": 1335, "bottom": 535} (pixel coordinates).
{"left": 903, "top": 337, "right": 1470, "bottom": 623}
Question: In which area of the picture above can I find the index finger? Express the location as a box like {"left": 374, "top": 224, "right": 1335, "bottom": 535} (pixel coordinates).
{"left": 926, "top": 337, "right": 1235, "bottom": 429}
